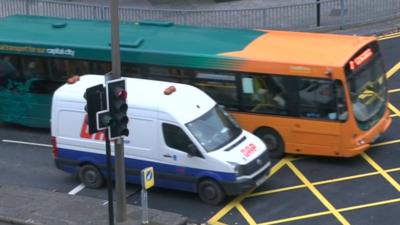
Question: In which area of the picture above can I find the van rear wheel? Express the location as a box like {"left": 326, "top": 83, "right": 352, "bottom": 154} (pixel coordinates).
{"left": 255, "top": 128, "right": 285, "bottom": 159}
{"left": 198, "top": 179, "right": 225, "bottom": 205}
{"left": 79, "top": 164, "right": 104, "bottom": 188}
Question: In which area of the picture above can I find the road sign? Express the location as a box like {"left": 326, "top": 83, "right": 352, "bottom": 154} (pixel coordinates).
{"left": 141, "top": 167, "right": 154, "bottom": 224}
{"left": 141, "top": 167, "right": 154, "bottom": 190}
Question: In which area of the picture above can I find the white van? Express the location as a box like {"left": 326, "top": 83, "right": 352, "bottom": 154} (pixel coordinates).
{"left": 51, "top": 75, "right": 271, "bottom": 204}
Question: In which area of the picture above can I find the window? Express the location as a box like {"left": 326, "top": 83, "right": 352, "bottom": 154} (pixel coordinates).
{"left": 192, "top": 71, "right": 239, "bottom": 110}
{"left": 298, "top": 78, "right": 340, "bottom": 120}
{"left": 162, "top": 123, "right": 198, "bottom": 154}
{"left": 186, "top": 105, "right": 241, "bottom": 152}
{"left": 240, "top": 74, "right": 293, "bottom": 116}
{"left": 0, "top": 55, "right": 18, "bottom": 87}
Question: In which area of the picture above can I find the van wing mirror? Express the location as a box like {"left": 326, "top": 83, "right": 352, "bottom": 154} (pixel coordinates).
{"left": 187, "top": 143, "right": 199, "bottom": 157}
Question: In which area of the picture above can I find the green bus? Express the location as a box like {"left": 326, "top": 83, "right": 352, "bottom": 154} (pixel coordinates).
{"left": 0, "top": 15, "right": 257, "bottom": 128}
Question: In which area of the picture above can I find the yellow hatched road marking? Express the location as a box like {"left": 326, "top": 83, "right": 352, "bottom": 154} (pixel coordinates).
{"left": 378, "top": 32, "right": 400, "bottom": 41}
{"left": 208, "top": 158, "right": 289, "bottom": 224}
{"left": 209, "top": 153, "right": 400, "bottom": 224}
{"left": 361, "top": 153, "right": 400, "bottom": 192}
{"left": 389, "top": 88, "right": 400, "bottom": 93}
{"left": 237, "top": 203, "right": 257, "bottom": 225}
{"left": 313, "top": 171, "right": 380, "bottom": 186}
{"left": 386, "top": 167, "right": 400, "bottom": 173}
{"left": 390, "top": 114, "right": 398, "bottom": 117}
{"left": 259, "top": 197, "right": 400, "bottom": 225}
{"left": 386, "top": 62, "right": 400, "bottom": 79}
{"left": 254, "top": 167, "right": 400, "bottom": 199}
{"left": 371, "top": 139, "right": 400, "bottom": 147}
{"left": 388, "top": 103, "right": 400, "bottom": 117}
{"left": 209, "top": 222, "right": 227, "bottom": 225}
{"left": 338, "top": 198, "right": 400, "bottom": 212}
{"left": 259, "top": 211, "right": 331, "bottom": 225}
{"left": 287, "top": 162, "right": 350, "bottom": 225}
{"left": 249, "top": 184, "right": 306, "bottom": 197}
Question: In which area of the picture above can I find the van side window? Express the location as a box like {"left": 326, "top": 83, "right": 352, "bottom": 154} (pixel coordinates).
{"left": 162, "top": 123, "right": 198, "bottom": 154}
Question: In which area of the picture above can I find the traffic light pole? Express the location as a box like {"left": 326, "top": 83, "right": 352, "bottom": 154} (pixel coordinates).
{"left": 105, "top": 129, "right": 115, "bottom": 225}
{"left": 110, "top": 0, "right": 127, "bottom": 222}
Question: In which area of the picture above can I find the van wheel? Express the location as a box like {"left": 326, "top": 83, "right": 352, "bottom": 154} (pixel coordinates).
{"left": 198, "top": 179, "right": 225, "bottom": 205}
{"left": 255, "top": 128, "right": 285, "bottom": 159}
{"left": 79, "top": 164, "right": 104, "bottom": 188}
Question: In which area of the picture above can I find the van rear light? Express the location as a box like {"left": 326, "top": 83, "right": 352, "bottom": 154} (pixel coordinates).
{"left": 51, "top": 136, "right": 58, "bottom": 158}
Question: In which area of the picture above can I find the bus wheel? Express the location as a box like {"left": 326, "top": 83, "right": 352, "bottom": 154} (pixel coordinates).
{"left": 79, "top": 164, "right": 104, "bottom": 188}
{"left": 198, "top": 179, "right": 225, "bottom": 205}
{"left": 256, "top": 128, "right": 285, "bottom": 159}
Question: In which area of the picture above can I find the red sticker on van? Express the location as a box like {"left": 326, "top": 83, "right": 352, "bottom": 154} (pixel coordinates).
{"left": 80, "top": 115, "right": 105, "bottom": 140}
{"left": 240, "top": 143, "right": 257, "bottom": 157}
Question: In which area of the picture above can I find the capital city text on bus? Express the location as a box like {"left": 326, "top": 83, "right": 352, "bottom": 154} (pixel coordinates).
{"left": 0, "top": 15, "right": 391, "bottom": 157}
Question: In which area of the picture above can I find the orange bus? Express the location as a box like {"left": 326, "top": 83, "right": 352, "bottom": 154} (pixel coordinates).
{"left": 222, "top": 31, "right": 391, "bottom": 158}
{"left": 0, "top": 16, "right": 391, "bottom": 158}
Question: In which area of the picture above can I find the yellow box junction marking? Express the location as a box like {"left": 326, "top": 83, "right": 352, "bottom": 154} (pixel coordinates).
{"left": 210, "top": 162, "right": 400, "bottom": 224}
{"left": 237, "top": 203, "right": 257, "bottom": 225}
{"left": 287, "top": 161, "right": 350, "bottom": 225}
{"left": 208, "top": 158, "right": 289, "bottom": 224}
{"left": 388, "top": 88, "right": 400, "bottom": 93}
{"left": 388, "top": 103, "right": 400, "bottom": 117}
{"left": 386, "top": 62, "right": 400, "bottom": 79}
{"left": 361, "top": 153, "right": 400, "bottom": 192}
{"left": 371, "top": 139, "right": 400, "bottom": 148}
{"left": 378, "top": 32, "right": 400, "bottom": 41}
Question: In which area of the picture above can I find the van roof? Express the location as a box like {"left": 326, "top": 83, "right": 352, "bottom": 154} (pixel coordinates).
{"left": 55, "top": 75, "right": 216, "bottom": 124}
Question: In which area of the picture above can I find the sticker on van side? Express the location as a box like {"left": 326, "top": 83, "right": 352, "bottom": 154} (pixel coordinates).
{"left": 80, "top": 115, "right": 105, "bottom": 140}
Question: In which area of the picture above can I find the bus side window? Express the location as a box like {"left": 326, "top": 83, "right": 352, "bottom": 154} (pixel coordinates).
{"left": 21, "top": 56, "right": 50, "bottom": 80}
{"left": 193, "top": 72, "right": 239, "bottom": 111}
{"left": 0, "top": 56, "right": 17, "bottom": 87}
{"left": 298, "top": 78, "right": 337, "bottom": 120}
{"left": 240, "top": 74, "right": 290, "bottom": 115}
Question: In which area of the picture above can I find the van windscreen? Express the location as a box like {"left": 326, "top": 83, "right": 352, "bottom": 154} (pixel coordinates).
{"left": 186, "top": 105, "right": 242, "bottom": 152}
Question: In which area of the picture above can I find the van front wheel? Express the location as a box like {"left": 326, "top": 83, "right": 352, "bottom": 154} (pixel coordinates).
{"left": 198, "top": 179, "right": 225, "bottom": 205}
{"left": 79, "top": 164, "right": 104, "bottom": 188}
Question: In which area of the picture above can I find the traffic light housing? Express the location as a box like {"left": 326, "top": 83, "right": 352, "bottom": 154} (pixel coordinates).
{"left": 83, "top": 84, "right": 106, "bottom": 134}
{"left": 107, "top": 78, "right": 129, "bottom": 139}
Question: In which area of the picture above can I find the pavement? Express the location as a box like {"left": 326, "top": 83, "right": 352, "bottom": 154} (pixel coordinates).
{"left": 1, "top": 1, "right": 400, "bottom": 225}
{"left": 0, "top": 185, "right": 187, "bottom": 225}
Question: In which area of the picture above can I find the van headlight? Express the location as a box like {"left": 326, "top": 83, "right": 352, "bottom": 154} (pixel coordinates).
{"left": 227, "top": 162, "right": 244, "bottom": 176}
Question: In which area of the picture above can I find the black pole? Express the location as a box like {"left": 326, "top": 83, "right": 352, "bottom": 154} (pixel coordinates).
{"left": 316, "top": 0, "right": 321, "bottom": 27}
{"left": 105, "top": 129, "right": 114, "bottom": 225}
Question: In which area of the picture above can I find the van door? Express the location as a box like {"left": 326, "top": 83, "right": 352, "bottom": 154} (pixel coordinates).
{"left": 158, "top": 122, "right": 206, "bottom": 191}
{"left": 124, "top": 116, "right": 161, "bottom": 178}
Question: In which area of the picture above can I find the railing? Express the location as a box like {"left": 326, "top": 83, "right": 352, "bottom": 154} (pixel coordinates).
{"left": 0, "top": 0, "right": 399, "bottom": 30}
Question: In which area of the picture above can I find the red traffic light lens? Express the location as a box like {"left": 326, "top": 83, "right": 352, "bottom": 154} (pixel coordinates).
{"left": 117, "top": 89, "right": 127, "bottom": 99}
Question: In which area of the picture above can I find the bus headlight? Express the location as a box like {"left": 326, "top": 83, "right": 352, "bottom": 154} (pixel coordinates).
{"left": 357, "top": 138, "right": 366, "bottom": 145}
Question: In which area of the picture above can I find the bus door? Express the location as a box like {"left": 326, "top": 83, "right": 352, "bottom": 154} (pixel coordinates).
{"left": 292, "top": 78, "right": 347, "bottom": 156}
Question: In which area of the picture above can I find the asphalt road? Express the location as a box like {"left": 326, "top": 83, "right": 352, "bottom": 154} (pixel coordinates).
{"left": 0, "top": 33, "right": 400, "bottom": 224}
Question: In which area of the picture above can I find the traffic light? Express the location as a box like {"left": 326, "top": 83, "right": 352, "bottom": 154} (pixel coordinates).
{"left": 107, "top": 78, "right": 129, "bottom": 139}
{"left": 84, "top": 84, "right": 106, "bottom": 134}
